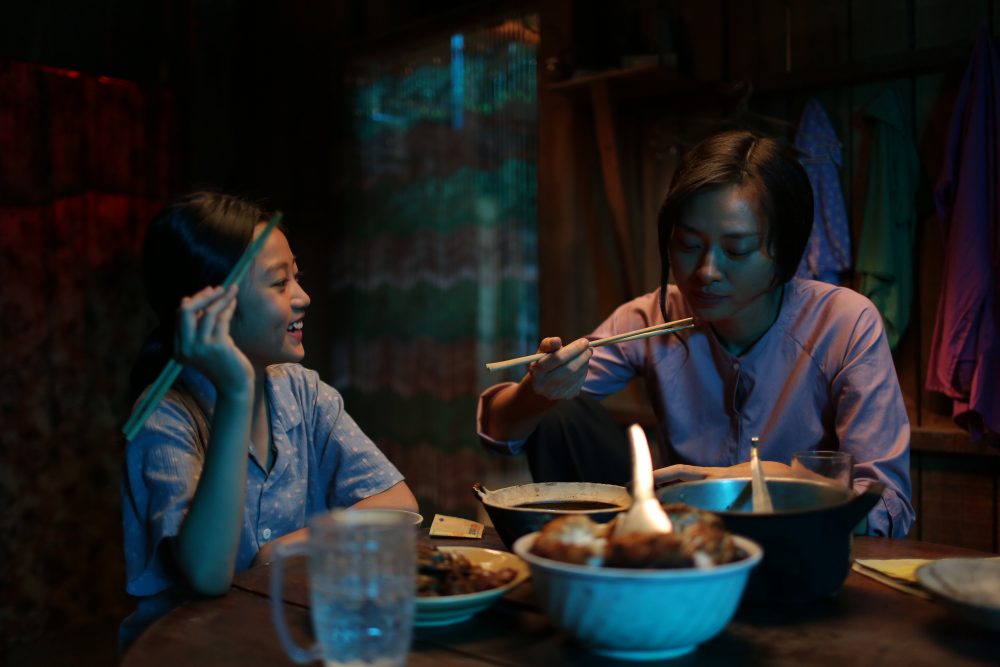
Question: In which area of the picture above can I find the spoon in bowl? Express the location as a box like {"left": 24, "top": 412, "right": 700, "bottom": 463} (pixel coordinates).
{"left": 750, "top": 437, "right": 774, "bottom": 513}
{"left": 614, "top": 424, "right": 673, "bottom": 536}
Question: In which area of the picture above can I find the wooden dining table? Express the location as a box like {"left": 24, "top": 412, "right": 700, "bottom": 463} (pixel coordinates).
{"left": 122, "top": 528, "right": 999, "bottom": 666}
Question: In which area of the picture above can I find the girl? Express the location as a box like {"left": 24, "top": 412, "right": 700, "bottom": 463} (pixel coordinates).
{"left": 477, "top": 129, "right": 913, "bottom": 538}
{"left": 120, "top": 192, "right": 417, "bottom": 649}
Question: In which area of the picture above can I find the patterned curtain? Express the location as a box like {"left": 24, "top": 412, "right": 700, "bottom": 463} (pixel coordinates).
{"left": 331, "top": 16, "right": 539, "bottom": 518}
{"left": 0, "top": 61, "right": 175, "bottom": 644}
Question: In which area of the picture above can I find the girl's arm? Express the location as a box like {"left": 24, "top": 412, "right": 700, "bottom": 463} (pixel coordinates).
{"left": 351, "top": 480, "right": 418, "bottom": 511}
{"left": 171, "top": 285, "right": 255, "bottom": 595}
{"left": 252, "top": 481, "right": 418, "bottom": 567}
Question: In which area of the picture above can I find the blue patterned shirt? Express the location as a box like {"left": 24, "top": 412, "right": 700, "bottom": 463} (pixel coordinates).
{"left": 120, "top": 363, "right": 404, "bottom": 649}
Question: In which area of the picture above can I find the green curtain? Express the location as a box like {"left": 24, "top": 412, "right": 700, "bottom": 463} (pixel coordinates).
{"left": 332, "top": 17, "right": 539, "bottom": 518}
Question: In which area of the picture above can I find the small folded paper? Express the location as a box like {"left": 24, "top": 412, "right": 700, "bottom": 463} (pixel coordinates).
{"left": 429, "top": 514, "right": 485, "bottom": 539}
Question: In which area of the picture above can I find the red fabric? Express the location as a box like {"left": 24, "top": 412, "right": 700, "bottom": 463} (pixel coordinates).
{"left": 0, "top": 59, "right": 176, "bottom": 645}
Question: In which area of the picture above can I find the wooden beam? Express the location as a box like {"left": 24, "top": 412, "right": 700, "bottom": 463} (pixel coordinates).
{"left": 590, "top": 78, "right": 639, "bottom": 300}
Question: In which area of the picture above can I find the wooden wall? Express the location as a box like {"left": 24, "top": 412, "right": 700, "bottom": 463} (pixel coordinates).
{"left": 536, "top": 0, "right": 1000, "bottom": 550}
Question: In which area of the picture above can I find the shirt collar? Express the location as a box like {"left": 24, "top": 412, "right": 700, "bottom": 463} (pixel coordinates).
{"left": 177, "top": 364, "right": 303, "bottom": 433}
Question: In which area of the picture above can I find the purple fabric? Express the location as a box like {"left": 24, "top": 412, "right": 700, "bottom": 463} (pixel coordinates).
{"left": 794, "top": 99, "right": 852, "bottom": 284}
{"left": 925, "top": 25, "right": 1000, "bottom": 438}
{"left": 478, "top": 279, "right": 914, "bottom": 538}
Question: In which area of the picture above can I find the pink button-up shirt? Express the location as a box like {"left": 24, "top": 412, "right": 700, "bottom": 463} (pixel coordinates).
{"left": 478, "top": 279, "right": 914, "bottom": 538}
{"left": 925, "top": 25, "right": 1000, "bottom": 438}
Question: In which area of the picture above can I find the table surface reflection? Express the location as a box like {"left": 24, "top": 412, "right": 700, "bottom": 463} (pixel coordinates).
{"left": 122, "top": 530, "right": 999, "bottom": 666}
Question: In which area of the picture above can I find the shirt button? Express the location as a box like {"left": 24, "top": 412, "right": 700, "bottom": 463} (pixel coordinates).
{"left": 262, "top": 528, "right": 272, "bottom": 540}
{"left": 732, "top": 362, "right": 740, "bottom": 370}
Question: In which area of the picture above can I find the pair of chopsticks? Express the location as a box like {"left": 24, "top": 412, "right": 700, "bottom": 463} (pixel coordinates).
{"left": 122, "top": 211, "right": 284, "bottom": 441}
{"left": 484, "top": 316, "right": 695, "bottom": 372}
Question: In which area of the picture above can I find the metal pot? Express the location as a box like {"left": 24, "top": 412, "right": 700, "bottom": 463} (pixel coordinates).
{"left": 472, "top": 482, "right": 630, "bottom": 551}
{"left": 658, "top": 478, "right": 884, "bottom": 603}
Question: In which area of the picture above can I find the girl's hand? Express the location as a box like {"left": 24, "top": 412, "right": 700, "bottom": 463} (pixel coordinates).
{"left": 175, "top": 285, "right": 253, "bottom": 391}
{"left": 654, "top": 460, "right": 794, "bottom": 484}
{"left": 252, "top": 527, "right": 309, "bottom": 567}
{"left": 524, "top": 337, "right": 593, "bottom": 401}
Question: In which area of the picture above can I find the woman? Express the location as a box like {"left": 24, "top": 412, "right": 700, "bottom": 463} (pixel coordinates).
{"left": 478, "top": 129, "right": 913, "bottom": 538}
{"left": 120, "top": 192, "right": 417, "bottom": 649}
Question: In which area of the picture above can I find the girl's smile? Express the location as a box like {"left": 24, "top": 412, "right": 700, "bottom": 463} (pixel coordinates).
{"left": 230, "top": 225, "right": 311, "bottom": 370}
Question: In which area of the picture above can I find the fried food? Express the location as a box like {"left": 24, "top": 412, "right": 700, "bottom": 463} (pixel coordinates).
{"left": 416, "top": 542, "right": 518, "bottom": 596}
{"left": 530, "top": 514, "right": 613, "bottom": 566}
{"left": 530, "top": 503, "right": 738, "bottom": 569}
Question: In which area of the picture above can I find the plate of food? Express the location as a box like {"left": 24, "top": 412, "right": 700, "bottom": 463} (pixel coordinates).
{"left": 415, "top": 543, "right": 529, "bottom": 626}
{"left": 916, "top": 558, "right": 1000, "bottom": 632}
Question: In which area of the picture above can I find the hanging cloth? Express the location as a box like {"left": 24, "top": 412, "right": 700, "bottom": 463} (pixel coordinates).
{"left": 854, "top": 89, "right": 920, "bottom": 349}
{"left": 925, "top": 25, "right": 1000, "bottom": 439}
{"left": 794, "top": 98, "right": 852, "bottom": 284}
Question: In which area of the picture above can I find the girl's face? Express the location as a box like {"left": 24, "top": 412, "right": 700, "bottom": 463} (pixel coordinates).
{"left": 668, "top": 185, "right": 779, "bottom": 336}
{"left": 230, "top": 225, "right": 310, "bottom": 370}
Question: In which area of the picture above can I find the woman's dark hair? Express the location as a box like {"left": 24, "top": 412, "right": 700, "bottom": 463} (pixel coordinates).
{"left": 656, "top": 129, "right": 813, "bottom": 321}
{"left": 128, "top": 191, "right": 270, "bottom": 402}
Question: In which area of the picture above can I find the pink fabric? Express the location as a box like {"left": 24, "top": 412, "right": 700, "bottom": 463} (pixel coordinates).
{"left": 479, "top": 279, "right": 914, "bottom": 538}
{"left": 925, "top": 26, "right": 1000, "bottom": 438}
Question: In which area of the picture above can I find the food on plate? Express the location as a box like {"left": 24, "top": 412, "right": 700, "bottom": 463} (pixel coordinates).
{"left": 416, "top": 542, "right": 519, "bottom": 596}
{"left": 530, "top": 503, "right": 739, "bottom": 569}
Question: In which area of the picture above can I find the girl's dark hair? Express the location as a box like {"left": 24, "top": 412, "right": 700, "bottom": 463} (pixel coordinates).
{"left": 656, "top": 129, "right": 813, "bottom": 321}
{"left": 128, "top": 191, "right": 269, "bottom": 402}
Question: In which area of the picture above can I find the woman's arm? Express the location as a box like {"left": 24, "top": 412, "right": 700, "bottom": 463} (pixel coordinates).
{"left": 654, "top": 460, "right": 794, "bottom": 483}
{"left": 828, "top": 305, "right": 914, "bottom": 537}
{"left": 482, "top": 337, "right": 593, "bottom": 441}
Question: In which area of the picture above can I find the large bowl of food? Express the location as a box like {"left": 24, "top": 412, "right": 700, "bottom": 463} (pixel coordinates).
{"left": 472, "top": 481, "right": 630, "bottom": 551}
{"left": 658, "top": 478, "right": 883, "bottom": 603}
{"left": 512, "top": 504, "right": 762, "bottom": 660}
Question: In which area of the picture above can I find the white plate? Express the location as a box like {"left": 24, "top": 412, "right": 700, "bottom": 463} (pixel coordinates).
{"left": 415, "top": 546, "right": 529, "bottom": 627}
{"left": 916, "top": 558, "right": 1000, "bottom": 631}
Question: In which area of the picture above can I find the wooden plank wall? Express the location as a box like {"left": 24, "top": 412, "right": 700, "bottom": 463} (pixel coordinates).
{"left": 537, "top": 0, "right": 1000, "bottom": 549}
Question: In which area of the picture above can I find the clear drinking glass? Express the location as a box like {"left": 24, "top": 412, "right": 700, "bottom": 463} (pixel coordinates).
{"left": 791, "top": 450, "right": 853, "bottom": 488}
{"left": 270, "top": 509, "right": 416, "bottom": 667}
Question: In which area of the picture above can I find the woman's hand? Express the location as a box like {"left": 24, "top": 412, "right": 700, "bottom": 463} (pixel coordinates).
{"left": 175, "top": 285, "right": 253, "bottom": 391}
{"left": 654, "top": 460, "right": 794, "bottom": 484}
{"left": 524, "top": 337, "right": 593, "bottom": 401}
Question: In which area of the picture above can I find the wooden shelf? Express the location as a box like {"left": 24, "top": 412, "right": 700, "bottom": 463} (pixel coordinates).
{"left": 752, "top": 42, "right": 972, "bottom": 95}
{"left": 910, "top": 410, "right": 1000, "bottom": 457}
{"left": 547, "top": 40, "right": 973, "bottom": 103}
{"left": 606, "top": 393, "right": 999, "bottom": 457}
{"left": 546, "top": 63, "right": 728, "bottom": 102}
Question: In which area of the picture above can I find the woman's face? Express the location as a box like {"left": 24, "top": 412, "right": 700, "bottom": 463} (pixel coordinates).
{"left": 668, "top": 185, "right": 779, "bottom": 331}
{"left": 230, "top": 225, "right": 310, "bottom": 370}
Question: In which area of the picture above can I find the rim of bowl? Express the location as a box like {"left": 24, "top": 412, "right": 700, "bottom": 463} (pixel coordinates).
{"left": 658, "top": 477, "right": 860, "bottom": 517}
{"left": 482, "top": 482, "right": 631, "bottom": 514}
{"left": 512, "top": 532, "right": 763, "bottom": 579}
